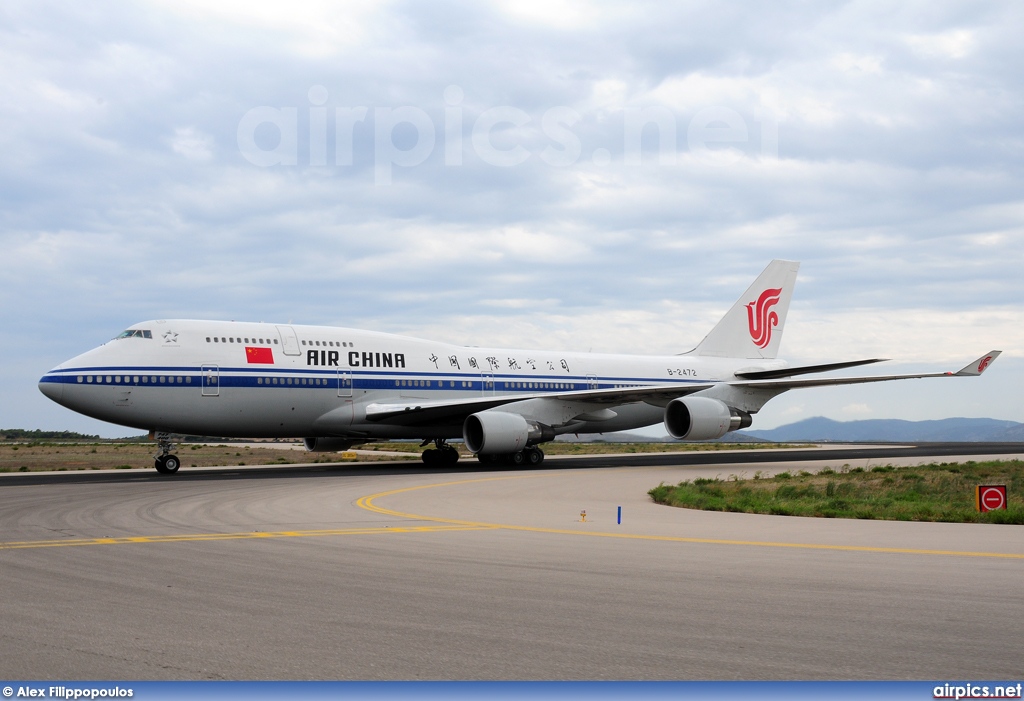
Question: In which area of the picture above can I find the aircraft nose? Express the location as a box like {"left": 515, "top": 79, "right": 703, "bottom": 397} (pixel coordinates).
{"left": 38, "top": 373, "right": 65, "bottom": 403}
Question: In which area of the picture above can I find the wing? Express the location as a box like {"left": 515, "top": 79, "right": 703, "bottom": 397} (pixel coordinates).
{"left": 730, "top": 351, "right": 1002, "bottom": 390}
{"left": 362, "top": 382, "right": 715, "bottom": 427}
{"left": 332, "top": 351, "right": 1000, "bottom": 431}
{"left": 734, "top": 358, "right": 888, "bottom": 380}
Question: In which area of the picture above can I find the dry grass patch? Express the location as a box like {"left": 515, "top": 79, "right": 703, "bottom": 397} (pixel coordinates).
{"left": 0, "top": 442, "right": 417, "bottom": 471}
{"left": 1, "top": 439, "right": 805, "bottom": 472}
{"left": 650, "top": 460, "right": 1024, "bottom": 524}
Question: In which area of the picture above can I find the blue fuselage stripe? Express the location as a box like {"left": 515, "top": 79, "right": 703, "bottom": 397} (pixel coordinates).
{"left": 40, "top": 366, "right": 710, "bottom": 393}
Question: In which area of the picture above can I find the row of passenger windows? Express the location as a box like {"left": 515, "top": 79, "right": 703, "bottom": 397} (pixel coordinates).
{"left": 388, "top": 380, "right": 579, "bottom": 389}
{"left": 505, "top": 381, "right": 576, "bottom": 390}
{"left": 206, "top": 337, "right": 279, "bottom": 344}
{"left": 302, "top": 340, "right": 352, "bottom": 347}
{"left": 75, "top": 375, "right": 585, "bottom": 389}
{"left": 257, "top": 377, "right": 332, "bottom": 386}
{"left": 78, "top": 375, "right": 190, "bottom": 384}
{"left": 202, "top": 336, "right": 353, "bottom": 348}
{"left": 76, "top": 375, "right": 340, "bottom": 386}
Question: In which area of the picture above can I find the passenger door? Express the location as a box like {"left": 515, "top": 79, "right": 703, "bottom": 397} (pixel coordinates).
{"left": 202, "top": 364, "right": 220, "bottom": 397}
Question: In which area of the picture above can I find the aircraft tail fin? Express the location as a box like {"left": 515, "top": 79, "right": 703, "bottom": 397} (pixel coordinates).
{"left": 690, "top": 260, "right": 800, "bottom": 359}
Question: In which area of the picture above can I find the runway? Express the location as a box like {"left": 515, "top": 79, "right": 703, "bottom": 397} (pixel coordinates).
{"left": 0, "top": 444, "right": 1022, "bottom": 680}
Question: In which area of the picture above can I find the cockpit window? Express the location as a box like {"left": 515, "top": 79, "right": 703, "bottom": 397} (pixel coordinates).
{"left": 115, "top": 330, "right": 153, "bottom": 339}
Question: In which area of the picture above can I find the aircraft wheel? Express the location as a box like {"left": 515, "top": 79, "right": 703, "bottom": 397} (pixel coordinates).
{"left": 511, "top": 451, "right": 526, "bottom": 465}
{"left": 442, "top": 446, "right": 460, "bottom": 466}
{"left": 162, "top": 455, "right": 180, "bottom": 474}
{"left": 421, "top": 449, "right": 437, "bottom": 466}
{"left": 525, "top": 447, "right": 544, "bottom": 465}
{"left": 154, "top": 456, "right": 169, "bottom": 474}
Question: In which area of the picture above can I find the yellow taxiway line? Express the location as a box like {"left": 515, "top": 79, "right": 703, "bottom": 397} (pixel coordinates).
{"left": 0, "top": 523, "right": 495, "bottom": 550}
{"left": 3, "top": 473, "right": 1021, "bottom": 559}
{"left": 355, "top": 474, "right": 1024, "bottom": 560}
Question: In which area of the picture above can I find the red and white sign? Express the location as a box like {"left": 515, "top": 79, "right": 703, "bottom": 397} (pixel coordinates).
{"left": 976, "top": 485, "right": 1007, "bottom": 512}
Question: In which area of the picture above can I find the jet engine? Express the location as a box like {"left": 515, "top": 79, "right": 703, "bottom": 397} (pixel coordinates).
{"left": 303, "top": 437, "right": 358, "bottom": 452}
{"left": 664, "top": 397, "right": 752, "bottom": 441}
{"left": 463, "top": 411, "right": 554, "bottom": 454}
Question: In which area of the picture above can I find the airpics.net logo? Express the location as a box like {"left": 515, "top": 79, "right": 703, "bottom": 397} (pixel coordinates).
{"left": 236, "top": 85, "right": 780, "bottom": 184}
{"left": 933, "top": 682, "right": 1023, "bottom": 699}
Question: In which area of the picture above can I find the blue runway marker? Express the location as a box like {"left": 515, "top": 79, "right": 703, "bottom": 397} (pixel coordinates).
{"left": 617, "top": 506, "right": 621, "bottom": 525}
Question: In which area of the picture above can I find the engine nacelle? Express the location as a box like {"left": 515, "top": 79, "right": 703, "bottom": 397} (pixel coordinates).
{"left": 664, "top": 397, "right": 752, "bottom": 441}
{"left": 463, "top": 412, "right": 554, "bottom": 454}
{"left": 303, "top": 437, "right": 358, "bottom": 452}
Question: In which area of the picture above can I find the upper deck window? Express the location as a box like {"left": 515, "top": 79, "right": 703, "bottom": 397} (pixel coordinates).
{"left": 115, "top": 330, "right": 153, "bottom": 340}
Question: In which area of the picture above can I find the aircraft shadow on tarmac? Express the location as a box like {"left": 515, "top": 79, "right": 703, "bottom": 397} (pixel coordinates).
{"left": 1, "top": 442, "right": 1021, "bottom": 487}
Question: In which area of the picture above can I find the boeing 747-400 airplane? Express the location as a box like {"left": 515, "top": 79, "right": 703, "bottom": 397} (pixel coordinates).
{"left": 38, "top": 261, "right": 1000, "bottom": 473}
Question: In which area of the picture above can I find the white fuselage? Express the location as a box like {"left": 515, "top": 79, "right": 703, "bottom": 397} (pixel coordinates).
{"left": 38, "top": 320, "right": 774, "bottom": 440}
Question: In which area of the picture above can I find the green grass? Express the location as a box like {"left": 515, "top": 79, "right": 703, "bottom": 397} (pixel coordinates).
{"left": 649, "top": 460, "right": 1024, "bottom": 524}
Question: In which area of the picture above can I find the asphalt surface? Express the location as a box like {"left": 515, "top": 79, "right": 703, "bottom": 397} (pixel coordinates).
{"left": 0, "top": 443, "right": 1022, "bottom": 680}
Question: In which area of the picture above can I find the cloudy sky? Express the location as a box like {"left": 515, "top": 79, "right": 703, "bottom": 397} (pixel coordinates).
{"left": 3, "top": 0, "right": 1021, "bottom": 437}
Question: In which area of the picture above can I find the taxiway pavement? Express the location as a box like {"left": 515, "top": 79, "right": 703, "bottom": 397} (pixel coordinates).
{"left": 1, "top": 445, "right": 1021, "bottom": 680}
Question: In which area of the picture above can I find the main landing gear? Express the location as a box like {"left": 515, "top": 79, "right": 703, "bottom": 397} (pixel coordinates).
{"left": 153, "top": 433, "right": 181, "bottom": 475}
{"left": 476, "top": 446, "right": 545, "bottom": 466}
{"left": 421, "top": 439, "right": 461, "bottom": 467}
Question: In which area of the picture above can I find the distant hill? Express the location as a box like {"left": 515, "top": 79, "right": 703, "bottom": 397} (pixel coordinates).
{"left": 742, "top": 417, "right": 1023, "bottom": 443}
{"left": 2, "top": 428, "right": 101, "bottom": 441}
{"left": 1000, "top": 423, "right": 1024, "bottom": 441}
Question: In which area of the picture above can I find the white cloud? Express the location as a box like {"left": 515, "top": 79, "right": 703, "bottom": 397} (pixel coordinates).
{"left": 493, "top": 0, "right": 633, "bottom": 30}
{"left": 832, "top": 53, "right": 884, "bottom": 75}
{"left": 906, "top": 29, "right": 975, "bottom": 59}
{"left": 841, "top": 403, "right": 873, "bottom": 416}
{"left": 169, "top": 127, "right": 213, "bottom": 160}
{"left": 148, "top": 0, "right": 381, "bottom": 57}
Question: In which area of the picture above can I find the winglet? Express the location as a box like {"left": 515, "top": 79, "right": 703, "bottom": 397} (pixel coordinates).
{"left": 955, "top": 351, "right": 1002, "bottom": 376}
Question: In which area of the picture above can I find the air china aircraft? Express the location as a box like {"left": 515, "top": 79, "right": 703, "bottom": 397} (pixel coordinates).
{"left": 38, "top": 260, "right": 1000, "bottom": 474}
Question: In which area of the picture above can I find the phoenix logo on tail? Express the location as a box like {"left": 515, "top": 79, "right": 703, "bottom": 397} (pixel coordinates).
{"left": 746, "top": 288, "right": 782, "bottom": 348}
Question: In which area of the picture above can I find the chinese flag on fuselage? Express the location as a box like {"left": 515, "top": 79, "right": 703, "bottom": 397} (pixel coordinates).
{"left": 245, "top": 346, "right": 274, "bottom": 364}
